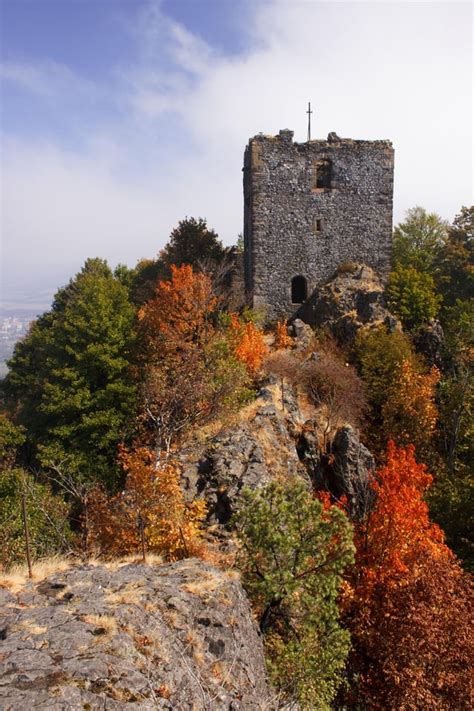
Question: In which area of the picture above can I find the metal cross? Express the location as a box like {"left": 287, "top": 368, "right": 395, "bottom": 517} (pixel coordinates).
{"left": 307, "top": 102, "right": 313, "bottom": 141}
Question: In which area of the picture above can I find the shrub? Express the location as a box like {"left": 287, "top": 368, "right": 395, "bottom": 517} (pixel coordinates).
{"left": 300, "top": 351, "right": 367, "bottom": 443}
{"left": 228, "top": 313, "right": 269, "bottom": 375}
{"left": 274, "top": 320, "right": 293, "bottom": 349}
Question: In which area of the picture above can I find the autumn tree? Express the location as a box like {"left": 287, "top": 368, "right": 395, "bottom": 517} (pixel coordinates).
{"left": 354, "top": 326, "right": 439, "bottom": 459}
{"left": 234, "top": 478, "right": 354, "bottom": 710}
{"left": 381, "top": 359, "right": 440, "bottom": 461}
{"left": 274, "top": 320, "right": 293, "bottom": 349}
{"left": 228, "top": 313, "right": 269, "bottom": 376}
{"left": 136, "top": 265, "right": 251, "bottom": 457}
{"left": 89, "top": 446, "right": 206, "bottom": 561}
{"left": 357, "top": 548, "right": 474, "bottom": 711}
{"left": 138, "top": 263, "right": 217, "bottom": 360}
{"left": 341, "top": 441, "right": 473, "bottom": 710}
{"left": 3, "top": 259, "right": 137, "bottom": 487}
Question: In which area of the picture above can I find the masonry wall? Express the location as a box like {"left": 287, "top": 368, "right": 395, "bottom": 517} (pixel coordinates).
{"left": 243, "top": 129, "right": 394, "bottom": 320}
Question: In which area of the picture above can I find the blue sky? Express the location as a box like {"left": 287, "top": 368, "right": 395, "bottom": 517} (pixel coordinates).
{"left": 1, "top": 0, "right": 472, "bottom": 308}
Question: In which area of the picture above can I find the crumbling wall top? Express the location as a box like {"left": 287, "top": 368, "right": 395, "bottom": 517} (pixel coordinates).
{"left": 248, "top": 130, "right": 393, "bottom": 149}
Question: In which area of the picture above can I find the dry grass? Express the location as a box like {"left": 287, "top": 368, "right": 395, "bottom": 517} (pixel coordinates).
{"left": 185, "top": 627, "right": 205, "bottom": 664}
{"left": 106, "top": 582, "right": 144, "bottom": 607}
{"left": 12, "top": 619, "right": 48, "bottom": 636}
{"left": 81, "top": 613, "right": 117, "bottom": 642}
{"left": 0, "top": 556, "right": 73, "bottom": 593}
{"left": 211, "top": 660, "right": 228, "bottom": 682}
{"left": 181, "top": 574, "right": 222, "bottom": 596}
{"left": 0, "top": 553, "right": 166, "bottom": 594}
{"left": 103, "top": 552, "right": 164, "bottom": 571}
{"left": 162, "top": 609, "right": 180, "bottom": 629}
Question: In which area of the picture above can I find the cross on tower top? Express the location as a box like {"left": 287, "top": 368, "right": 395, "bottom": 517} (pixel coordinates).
{"left": 307, "top": 102, "right": 313, "bottom": 141}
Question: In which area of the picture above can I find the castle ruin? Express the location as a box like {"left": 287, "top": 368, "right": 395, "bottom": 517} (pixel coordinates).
{"left": 243, "top": 129, "right": 394, "bottom": 319}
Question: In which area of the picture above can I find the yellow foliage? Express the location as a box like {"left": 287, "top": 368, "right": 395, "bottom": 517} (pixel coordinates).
{"left": 89, "top": 447, "right": 207, "bottom": 561}
{"left": 382, "top": 360, "right": 440, "bottom": 453}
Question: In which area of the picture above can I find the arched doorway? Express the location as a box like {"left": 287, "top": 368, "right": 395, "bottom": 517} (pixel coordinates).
{"left": 291, "top": 275, "right": 307, "bottom": 304}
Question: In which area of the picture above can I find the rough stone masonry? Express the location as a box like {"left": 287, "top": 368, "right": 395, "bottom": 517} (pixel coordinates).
{"left": 243, "top": 129, "right": 394, "bottom": 320}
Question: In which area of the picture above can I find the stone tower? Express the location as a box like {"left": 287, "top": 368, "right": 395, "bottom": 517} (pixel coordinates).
{"left": 243, "top": 129, "right": 394, "bottom": 319}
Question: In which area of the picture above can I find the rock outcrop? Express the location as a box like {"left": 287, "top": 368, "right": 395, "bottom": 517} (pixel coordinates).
{"left": 413, "top": 319, "right": 444, "bottom": 368}
{"left": 0, "top": 559, "right": 270, "bottom": 710}
{"left": 182, "top": 382, "right": 309, "bottom": 525}
{"left": 295, "top": 264, "right": 399, "bottom": 342}
{"left": 328, "top": 426, "right": 375, "bottom": 519}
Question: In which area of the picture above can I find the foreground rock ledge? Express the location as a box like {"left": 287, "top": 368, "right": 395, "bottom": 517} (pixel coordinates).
{"left": 0, "top": 559, "right": 271, "bottom": 710}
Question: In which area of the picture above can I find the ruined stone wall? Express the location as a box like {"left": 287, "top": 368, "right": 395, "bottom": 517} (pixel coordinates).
{"left": 243, "top": 129, "right": 394, "bottom": 320}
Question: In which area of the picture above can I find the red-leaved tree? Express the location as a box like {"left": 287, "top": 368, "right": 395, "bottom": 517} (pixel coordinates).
{"left": 341, "top": 441, "right": 473, "bottom": 709}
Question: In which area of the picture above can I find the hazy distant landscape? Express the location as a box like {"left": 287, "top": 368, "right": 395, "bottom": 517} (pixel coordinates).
{"left": 0, "top": 302, "right": 50, "bottom": 376}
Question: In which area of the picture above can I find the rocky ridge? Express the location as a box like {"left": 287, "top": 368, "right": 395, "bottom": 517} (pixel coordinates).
{"left": 181, "top": 381, "right": 312, "bottom": 527}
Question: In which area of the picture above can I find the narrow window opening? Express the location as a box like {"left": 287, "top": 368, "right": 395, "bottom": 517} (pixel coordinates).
{"left": 312, "top": 159, "right": 332, "bottom": 190}
{"left": 291, "top": 275, "right": 308, "bottom": 304}
{"left": 315, "top": 218, "right": 323, "bottom": 233}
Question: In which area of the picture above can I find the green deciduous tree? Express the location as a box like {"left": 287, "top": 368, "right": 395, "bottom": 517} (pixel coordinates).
{"left": 3, "top": 258, "right": 137, "bottom": 487}
{"left": 393, "top": 206, "right": 449, "bottom": 272}
{"left": 435, "top": 206, "right": 473, "bottom": 308}
{"left": 429, "top": 298, "right": 474, "bottom": 569}
{"left": 0, "top": 414, "right": 25, "bottom": 468}
{"left": 234, "top": 478, "right": 354, "bottom": 710}
{"left": 387, "top": 264, "right": 442, "bottom": 330}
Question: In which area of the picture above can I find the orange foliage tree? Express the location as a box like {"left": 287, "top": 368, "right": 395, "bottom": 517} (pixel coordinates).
{"left": 89, "top": 446, "right": 206, "bottom": 561}
{"left": 136, "top": 265, "right": 250, "bottom": 456}
{"left": 341, "top": 441, "right": 473, "bottom": 709}
{"left": 138, "top": 263, "right": 217, "bottom": 360}
{"left": 228, "top": 313, "right": 269, "bottom": 375}
{"left": 274, "top": 320, "right": 292, "bottom": 349}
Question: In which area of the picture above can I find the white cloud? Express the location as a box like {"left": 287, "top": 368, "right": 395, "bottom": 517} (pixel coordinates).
{"left": 1, "top": 0, "right": 472, "bottom": 304}
{"left": 0, "top": 59, "right": 97, "bottom": 100}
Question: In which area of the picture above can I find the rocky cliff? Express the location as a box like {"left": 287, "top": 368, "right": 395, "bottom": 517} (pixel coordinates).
{"left": 0, "top": 559, "right": 270, "bottom": 710}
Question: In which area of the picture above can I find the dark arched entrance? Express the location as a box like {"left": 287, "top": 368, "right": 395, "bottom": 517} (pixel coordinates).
{"left": 291, "top": 275, "right": 307, "bottom": 304}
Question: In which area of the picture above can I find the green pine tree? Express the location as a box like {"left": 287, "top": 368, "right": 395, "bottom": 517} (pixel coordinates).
{"left": 3, "top": 258, "right": 137, "bottom": 487}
